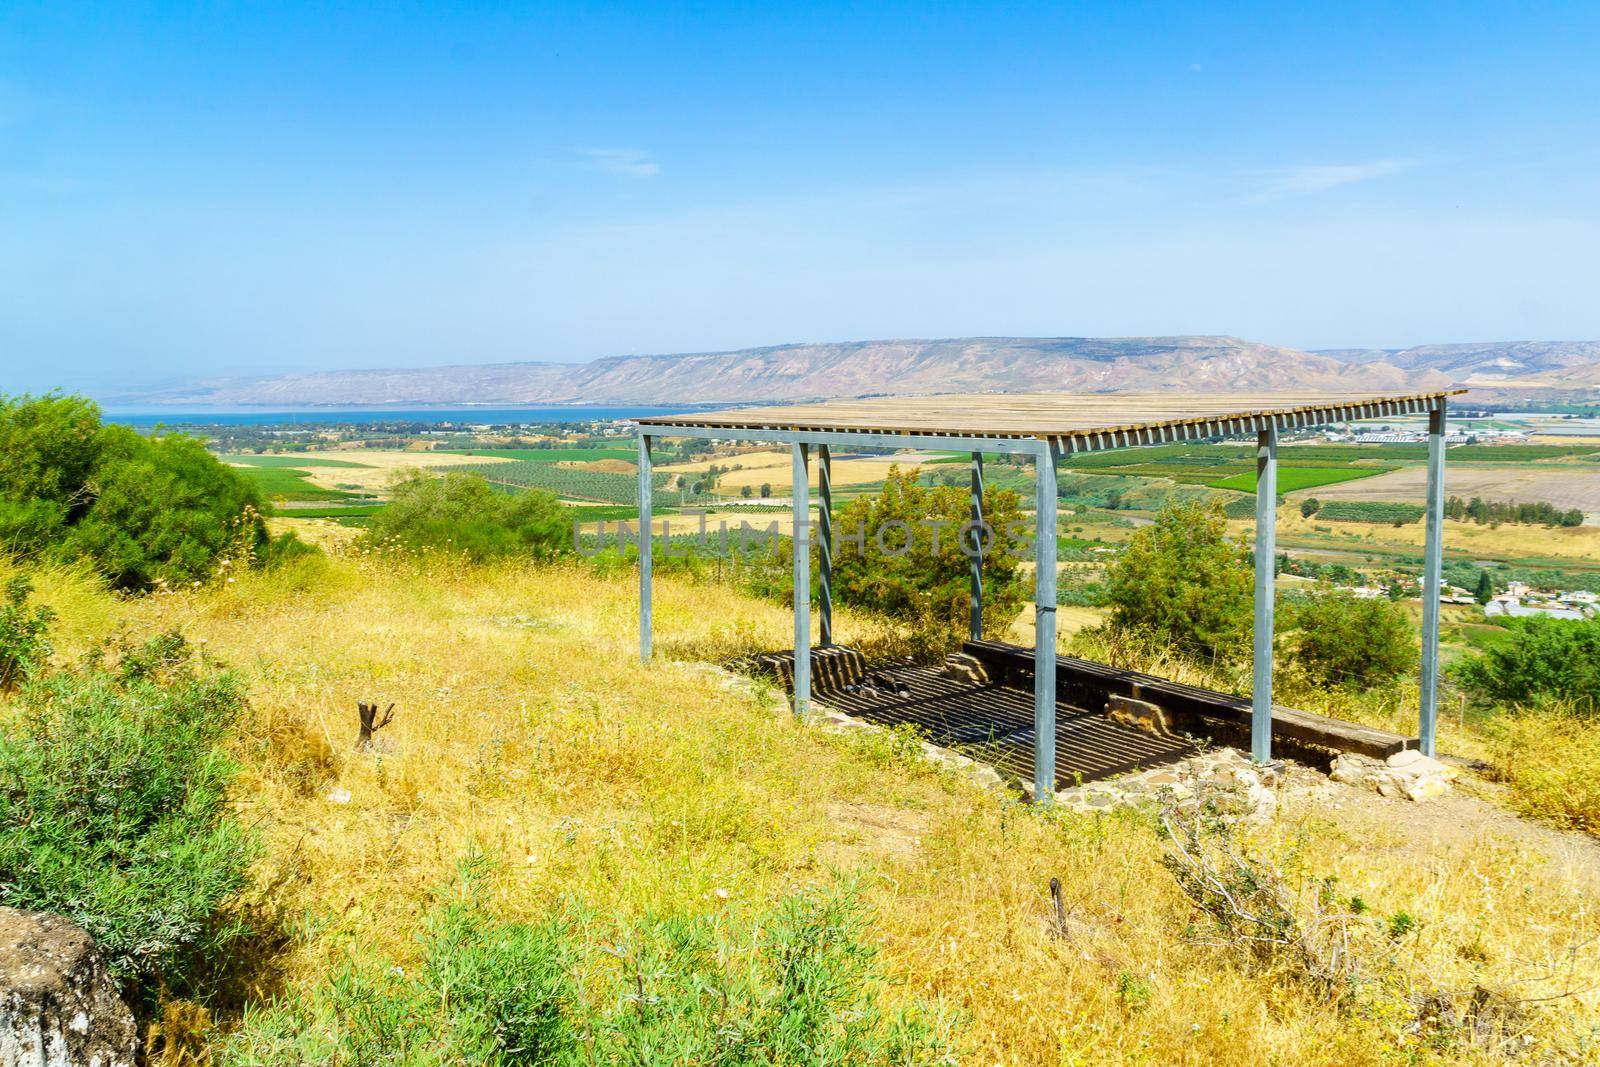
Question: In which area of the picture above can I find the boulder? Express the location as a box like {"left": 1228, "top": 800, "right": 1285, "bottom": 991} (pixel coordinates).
{"left": 0, "top": 908, "right": 134, "bottom": 1067}
{"left": 1331, "top": 750, "right": 1459, "bottom": 803}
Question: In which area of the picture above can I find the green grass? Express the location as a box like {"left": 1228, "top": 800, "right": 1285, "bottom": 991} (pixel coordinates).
{"left": 1207, "top": 466, "right": 1388, "bottom": 494}
{"left": 274, "top": 504, "right": 386, "bottom": 519}
{"left": 441, "top": 447, "right": 638, "bottom": 463}
{"left": 234, "top": 467, "right": 359, "bottom": 502}
{"left": 220, "top": 454, "right": 370, "bottom": 468}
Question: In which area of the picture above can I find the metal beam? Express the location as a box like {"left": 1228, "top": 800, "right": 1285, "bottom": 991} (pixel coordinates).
{"left": 791, "top": 443, "right": 811, "bottom": 717}
{"left": 1033, "top": 443, "right": 1058, "bottom": 804}
{"left": 818, "top": 444, "right": 833, "bottom": 646}
{"left": 1419, "top": 400, "right": 1448, "bottom": 756}
{"left": 636, "top": 424, "right": 1048, "bottom": 456}
{"left": 638, "top": 433, "right": 653, "bottom": 663}
{"left": 639, "top": 394, "right": 1449, "bottom": 457}
{"left": 969, "top": 452, "right": 984, "bottom": 641}
{"left": 1252, "top": 427, "right": 1278, "bottom": 763}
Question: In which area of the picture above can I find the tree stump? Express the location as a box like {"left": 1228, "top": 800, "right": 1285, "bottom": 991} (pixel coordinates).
{"left": 356, "top": 701, "right": 395, "bottom": 751}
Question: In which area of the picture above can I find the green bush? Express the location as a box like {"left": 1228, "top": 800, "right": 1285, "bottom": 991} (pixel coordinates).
{"left": 831, "top": 465, "right": 1027, "bottom": 639}
{"left": 363, "top": 472, "right": 571, "bottom": 562}
{"left": 0, "top": 577, "right": 54, "bottom": 691}
{"left": 1452, "top": 617, "right": 1600, "bottom": 711}
{"left": 1103, "top": 499, "right": 1253, "bottom": 661}
{"left": 222, "top": 870, "right": 955, "bottom": 1065}
{"left": 0, "top": 632, "right": 256, "bottom": 1005}
{"left": 1284, "top": 587, "right": 1416, "bottom": 689}
{"left": 0, "top": 394, "right": 279, "bottom": 590}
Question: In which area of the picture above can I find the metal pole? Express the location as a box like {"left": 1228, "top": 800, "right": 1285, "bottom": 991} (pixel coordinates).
{"left": 791, "top": 443, "right": 811, "bottom": 717}
{"left": 638, "top": 433, "right": 653, "bottom": 663}
{"left": 969, "top": 452, "right": 984, "bottom": 641}
{"left": 818, "top": 444, "right": 833, "bottom": 646}
{"left": 1033, "top": 441, "right": 1058, "bottom": 804}
{"left": 1419, "top": 400, "right": 1448, "bottom": 756}
{"left": 1251, "top": 426, "right": 1278, "bottom": 764}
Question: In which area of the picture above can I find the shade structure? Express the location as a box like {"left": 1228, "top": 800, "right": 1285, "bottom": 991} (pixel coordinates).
{"left": 636, "top": 388, "right": 1465, "bottom": 802}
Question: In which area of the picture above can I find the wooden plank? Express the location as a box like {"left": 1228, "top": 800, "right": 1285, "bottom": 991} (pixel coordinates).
{"left": 964, "top": 640, "right": 1413, "bottom": 759}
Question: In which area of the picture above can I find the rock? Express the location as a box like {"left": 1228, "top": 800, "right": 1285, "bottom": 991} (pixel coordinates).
{"left": 1053, "top": 747, "right": 1279, "bottom": 821}
{"left": 1332, "top": 749, "right": 1457, "bottom": 802}
{"left": 0, "top": 908, "right": 135, "bottom": 1067}
{"left": 941, "top": 652, "right": 989, "bottom": 686}
{"left": 1105, "top": 695, "right": 1172, "bottom": 738}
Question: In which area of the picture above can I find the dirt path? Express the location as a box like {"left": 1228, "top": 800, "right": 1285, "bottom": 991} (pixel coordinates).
{"left": 1281, "top": 764, "right": 1600, "bottom": 892}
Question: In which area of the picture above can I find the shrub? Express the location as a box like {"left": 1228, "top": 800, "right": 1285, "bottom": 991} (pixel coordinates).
{"left": 1482, "top": 707, "right": 1600, "bottom": 830}
{"left": 0, "top": 632, "right": 256, "bottom": 1006}
{"left": 222, "top": 864, "right": 577, "bottom": 1064}
{"left": 0, "top": 394, "right": 277, "bottom": 589}
{"left": 1284, "top": 587, "right": 1416, "bottom": 690}
{"left": 0, "top": 577, "right": 54, "bottom": 691}
{"left": 65, "top": 430, "right": 272, "bottom": 590}
{"left": 1102, "top": 499, "right": 1253, "bottom": 661}
{"left": 830, "top": 465, "right": 1027, "bottom": 640}
{"left": 363, "top": 472, "right": 570, "bottom": 562}
{"left": 222, "top": 871, "right": 955, "bottom": 1065}
{"left": 1452, "top": 617, "right": 1600, "bottom": 711}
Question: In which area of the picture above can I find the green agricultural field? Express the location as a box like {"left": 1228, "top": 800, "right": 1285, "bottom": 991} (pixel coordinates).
{"left": 1316, "top": 501, "right": 1426, "bottom": 524}
{"left": 456, "top": 460, "right": 643, "bottom": 503}
{"left": 1207, "top": 466, "right": 1388, "bottom": 494}
{"left": 275, "top": 504, "right": 387, "bottom": 518}
{"left": 233, "top": 465, "right": 360, "bottom": 502}
{"left": 441, "top": 447, "right": 638, "bottom": 463}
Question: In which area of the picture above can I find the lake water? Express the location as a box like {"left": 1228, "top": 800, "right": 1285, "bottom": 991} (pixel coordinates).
{"left": 102, "top": 405, "right": 716, "bottom": 427}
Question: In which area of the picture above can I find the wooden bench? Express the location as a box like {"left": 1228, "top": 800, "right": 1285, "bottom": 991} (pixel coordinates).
{"left": 963, "top": 639, "right": 1413, "bottom": 759}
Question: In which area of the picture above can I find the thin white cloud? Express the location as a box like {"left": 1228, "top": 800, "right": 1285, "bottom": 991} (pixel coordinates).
{"left": 580, "top": 148, "right": 660, "bottom": 177}
{"left": 1253, "top": 159, "right": 1415, "bottom": 201}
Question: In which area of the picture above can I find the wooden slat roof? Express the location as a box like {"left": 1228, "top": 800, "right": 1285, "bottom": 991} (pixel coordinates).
{"left": 637, "top": 389, "right": 1466, "bottom": 445}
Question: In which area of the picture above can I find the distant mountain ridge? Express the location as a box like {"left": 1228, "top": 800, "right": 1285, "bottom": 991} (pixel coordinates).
{"left": 1315, "top": 341, "right": 1600, "bottom": 396}
{"left": 108, "top": 335, "right": 1597, "bottom": 408}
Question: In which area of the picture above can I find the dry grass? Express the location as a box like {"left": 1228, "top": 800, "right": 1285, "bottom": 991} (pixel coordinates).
{"left": 659, "top": 449, "right": 939, "bottom": 491}
{"left": 1275, "top": 506, "right": 1600, "bottom": 561}
{"left": 274, "top": 450, "right": 514, "bottom": 495}
{"left": 11, "top": 552, "right": 1600, "bottom": 1062}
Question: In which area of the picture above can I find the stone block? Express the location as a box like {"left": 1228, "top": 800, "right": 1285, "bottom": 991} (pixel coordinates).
{"left": 0, "top": 908, "right": 134, "bottom": 1067}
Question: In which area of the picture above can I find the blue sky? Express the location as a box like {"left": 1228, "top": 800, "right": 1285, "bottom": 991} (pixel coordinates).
{"left": 4, "top": 1, "right": 1599, "bottom": 394}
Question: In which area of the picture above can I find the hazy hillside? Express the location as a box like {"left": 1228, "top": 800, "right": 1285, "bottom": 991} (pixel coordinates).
{"left": 111, "top": 335, "right": 1455, "bottom": 407}
{"left": 1317, "top": 341, "right": 1600, "bottom": 399}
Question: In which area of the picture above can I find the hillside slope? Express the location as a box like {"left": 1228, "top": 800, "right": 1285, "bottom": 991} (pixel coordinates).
{"left": 12, "top": 553, "right": 1600, "bottom": 1062}
{"left": 112, "top": 335, "right": 1452, "bottom": 407}
{"left": 1318, "top": 341, "right": 1600, "bottom": 398}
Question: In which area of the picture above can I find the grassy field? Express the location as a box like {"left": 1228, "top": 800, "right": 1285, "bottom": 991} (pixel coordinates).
{"left": 273, "top": 504, "right": 387, "bottom": 519}
{"left": 441, "top": 446, "right": 639, "bottom": 463}
{"left": 221, "top": 454, "right": 372, "bottom": 469}
{"left": 1207, "top": 465, "right": 1388, "bottom": 493}
{"left": 239, "top": 450, "right": 514, "bottom": 497}
{"left": 230, "top": 465, "right": 362, "bottom": 502}
{"left": 8, "top": 553, "right": 1600, "bottom": 1062}
{"left": 456, "top": 459, "right": 648, "bottom": 504}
